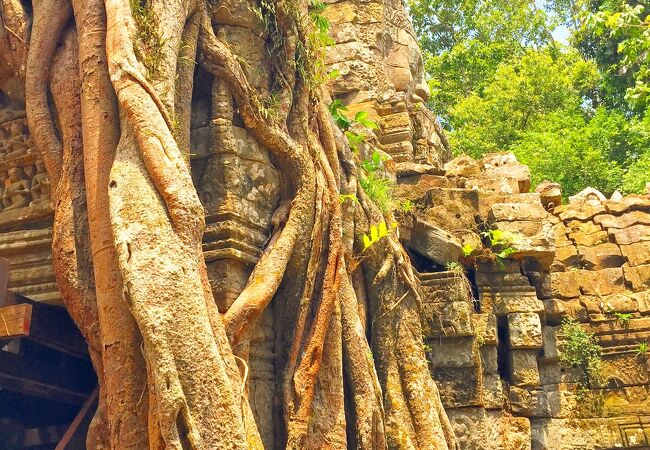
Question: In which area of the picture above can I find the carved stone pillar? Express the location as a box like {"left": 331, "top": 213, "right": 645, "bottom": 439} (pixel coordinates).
{"left": 194, "top": 7, "right": 280, "bottom": 448}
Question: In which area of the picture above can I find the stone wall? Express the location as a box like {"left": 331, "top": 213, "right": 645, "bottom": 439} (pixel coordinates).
{"left": 401, "top": 152, "right": 650, "bottom": 450}
{"left": 0, "top": 0, "right": 648, "bottom": 447}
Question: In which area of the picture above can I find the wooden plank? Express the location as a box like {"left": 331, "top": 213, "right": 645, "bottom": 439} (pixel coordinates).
{"left": 0, "top": 350, "right": 95, "bottom": 406}
{"left": 0, "top": 303, "right": 32, "bottom": 339}
{"left": 55, "top": 387, "right": 99, "bottom": 450}
{"left": 2, "top": 292, "right": 88, "bottom": 359}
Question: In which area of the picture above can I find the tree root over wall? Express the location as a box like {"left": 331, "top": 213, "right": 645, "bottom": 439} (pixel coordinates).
{"left": 3, "top": 0, "right": 460, "bottom": 447}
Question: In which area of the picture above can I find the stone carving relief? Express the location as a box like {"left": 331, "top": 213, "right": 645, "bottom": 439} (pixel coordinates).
{"left": 0, "top": 112, "right": 51, "bottom": 217}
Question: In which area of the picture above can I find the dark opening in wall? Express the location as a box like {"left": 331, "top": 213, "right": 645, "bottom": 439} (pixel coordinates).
{"left": 467, "top": 267, "right": 480, "bottom": 312}
{"left": 496, "top": 315, "right": 511, "bottom": 383}
{"left": 403, "top": 246, "right": 443, "bottom": 273}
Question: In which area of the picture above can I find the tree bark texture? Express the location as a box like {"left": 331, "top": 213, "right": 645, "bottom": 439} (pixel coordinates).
{"left": 1, "top": 0, "right": 459, "bottom": 448}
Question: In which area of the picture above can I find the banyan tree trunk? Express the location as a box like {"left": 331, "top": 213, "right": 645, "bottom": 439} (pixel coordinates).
{"left": 2, "top": 0, "right": 460, "bottom": 447}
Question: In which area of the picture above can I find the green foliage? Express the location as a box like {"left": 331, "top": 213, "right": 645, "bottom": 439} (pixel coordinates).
{"left": 359, "top": 150, "right": 394, "bottom": 212}
{"left": 482, "top": 229, "right": 520, "bottom": 260}
{"left": 613, "top": 311, "right": 633, "bottom": 327}
{"left": 585, "top": 2, "right": 650, "bottom": 111}
{"left": 361, "top": 150, "right": 386, "bottom": 173}
{"left": 362, "top": 221, "right": 397, "bottom": 251}
{"left": 339, "top": 193, "right": 360, "bottom": 204}
{"left": 359, "top": 172, "right": 394, "bottom": 212}
{"left": 400, "top": 199, "right": 414, "bottom": 213}
{"left": 130, "top": 0, "right": 167, "bottom": 80}
{"left": 559, "top": 318, "right": 603, "bottom": 389}
{"left": 462, "top": 243, "right": 475, "bottom": 257}
{"left": 446, "top": 261, "right": 463, "bottom": 272}
{"left": 409, "top": 0, "right": 650, "bottom": 196}
{"left": 636, "top": 341, "right": 649, "bottom": 357}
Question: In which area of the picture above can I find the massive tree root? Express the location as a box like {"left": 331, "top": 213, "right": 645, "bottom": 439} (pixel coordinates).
{"left": 5, "top": 0, "right": 460, "bottom": 447}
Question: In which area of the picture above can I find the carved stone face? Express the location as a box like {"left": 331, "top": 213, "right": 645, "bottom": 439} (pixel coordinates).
{"left": 35, "top": 160, "right": 45, "bottom": 173}
{"left": 9, "top": 121, "right": 22, "bottom": 137}
{"left": 24, "top": 165, "right": 34, "bottom": 178}
{"left": 386, "top": 28, "right": 430, "bottom": 106}
{"left": 7, "top": 167, "right": 19, "bottom": 182}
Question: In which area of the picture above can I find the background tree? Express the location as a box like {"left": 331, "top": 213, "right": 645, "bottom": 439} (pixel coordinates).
{"left": 409, "top": 0, "right": 650, "bottom": 196}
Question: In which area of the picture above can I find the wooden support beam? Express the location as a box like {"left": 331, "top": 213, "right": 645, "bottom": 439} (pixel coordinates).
{"left": 0, "top": 350, "right": 95, "bottom": 406}
{"left": 0, "top": 303, "right": 32, "bottom": 339}
{"left": 0, "top": 295, "right": 88, "bottom": 359}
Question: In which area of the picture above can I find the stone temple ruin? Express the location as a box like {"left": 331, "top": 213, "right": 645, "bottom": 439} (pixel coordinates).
{"left": 0, "top": 0, "right": 648, "bottom": 447}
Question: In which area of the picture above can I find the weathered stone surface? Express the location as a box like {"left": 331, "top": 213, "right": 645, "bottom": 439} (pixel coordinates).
{"left": 473, "top": 313, "right": 498, "bottom": 346}
{"left": 531, "top": 416, "right": 650, "bottom": 450}
{"left": 595, "top": 210, "right": 650, "bottom": 229}
{"left": 427, "top": 337, "right": 477, "bottom": 368}
{"left": 577, "top": 243, "right": 624, "bottom": 269}
{"left": 578, "top": 268, "right": 626, "bottom": 296}
{"left": 510, "top": 350, "right": 541, "bottom": 387}
{"left": 509, "top": 313, "right": 543, "bottom": 349}
{"left": 609, "top": 223, "right": 650, "bottom": 245}
{"left": 557, "top": 203, "right": 607, "bottom": 221}
{"left": 448, "top": 408, "right": 532, "bottom": 450}
{"left": 404, "top": 217, "right": 463, "bottom": 264}
{"left": 510, "top": 387, "right": 550, "bottom": 418}
{"left": 623, "top": 263, "right": 650, "bottom": 292}
{"left": 535, "top": 181, "right": 562, "bottom": 210}
{"left": 489, "top": 203, "right": 548, "bottom": 223}
{"left": 482, "top": 373, "right": 507, "bottom": 409}
{"left": 550, "top": 271, "right": 581, "bottom": 299}
{"left": 431, "top": 366, "right": 483, "bottom": 408}
{"left": 620, "top": 241, "right": 650, "bottom": 266}
{"left": 603, "top": 194, "right": 650, "bottom": 214}
{"left": 422, "top": 300, "right": 475, "bottom": 337}
{"left": 421, "top": 187, "right": 479, "bottom": 233}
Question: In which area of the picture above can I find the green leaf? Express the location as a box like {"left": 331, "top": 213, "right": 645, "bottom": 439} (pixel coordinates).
{"left": 370, "top": 224, "right": 379, "bottom": 242}
{"left": 363, "top": 234, "right": 371, "bottom": 249}
{"left": 378, "top": 221, "right": 388, "bottom": 236}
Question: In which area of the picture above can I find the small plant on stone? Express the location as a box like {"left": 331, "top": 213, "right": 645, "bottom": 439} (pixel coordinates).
{"left": 446, "top": 261, "right": 463, "bottom": 272}
{"left": 481, "top": 229, "right": 521, "bottom": 262}
{"left": 362, "top": 221, "right": 397, "bottom": 252}
{"left": 559, "top": 318, "right": 603, "bottom": 390}
{"left": 399, "top": 199, "right": 413, "bottom": 213}
{"left": 613, "top": 311, "right": 633, "bottom": 328}
{"left": 636, "top": 341, "right": 649, "bottom": 358}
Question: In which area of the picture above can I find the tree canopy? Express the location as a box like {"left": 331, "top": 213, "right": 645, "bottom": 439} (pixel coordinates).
{"left": 409, "top": 0, "right": 650, "bottom": 196}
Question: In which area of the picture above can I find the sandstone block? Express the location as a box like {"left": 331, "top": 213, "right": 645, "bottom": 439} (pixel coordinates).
{"left": 509, "top": 387, "right": 549, "bottom": 417}
{"left": 550, "top": 271, "right": 580, "bottom": 299}
{"left": 541, "top": 326, "right": 558, "bottom": 360}
{"left": 431, "top": 366, "right": 482, "bottom": 408}
{"left": 510, "top": 350, "right": 541, "bottom": 387}
{"left": 620, "top": 240, "right": 650, "bottom": 266}
{"left": 554, "top": 245, "right": 579, "bottom": 266}
{"left": 594, "top": 210, "right": 650, "bottom": 229}
{"left": 577, "top": 243, "right": 624, "bottom": 269}
{"left": 482, "top": 373, "right": 506, "bottom": 409}
{"left": 535, "top": 181, "right": 562, "bottom": 209}
{"left": 604, "top": 194, "right": 650, "bottom": 214}
{"left": 427, "top": 337, "right": 477, "bottom": 368}
{"left": 473, "top": 313, "right": 498, "bottom": 346}
{"left": 608, "top": 223, "right": 650, "bottom": 245}
{"left": 569, "top": 229, "right": 609, "bottom": 246}
{"left": 509, "top": 313, "right": 543, "bottom": 349}
{"left": 631, "top": 290, "right": 650, "bottom": 315}
{"left": 557, "top": 203, "right": 606, "bottom": 221}
{"left": 577, "top": 268, "right": 626, "bottom": 296}
{"left": 623, "top": 263, "right": 650, "bottom": 292}
{"left": 421, "top": 300, "right": 474, "bottom": 337}
{"left": 480, "top": 345, "right": 498, "bottom": 373}
{"left": 488, "top": 293, "right": 545, "bottom": 315}
{"left": 489, "top": 202, "right": 548, "bottom": 222}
